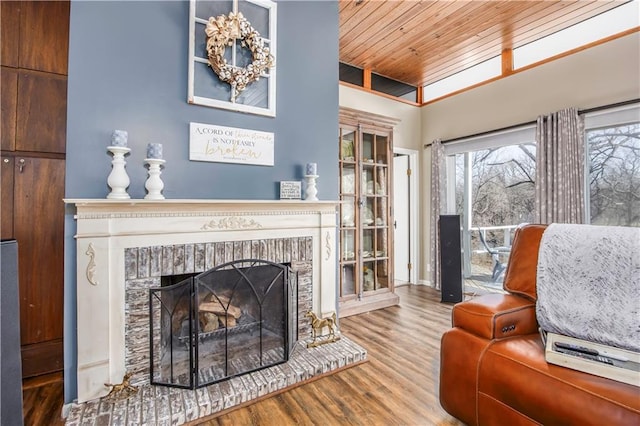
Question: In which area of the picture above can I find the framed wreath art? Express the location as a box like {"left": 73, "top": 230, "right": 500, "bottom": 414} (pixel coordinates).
{"left": 188, "top": 0, "right": 277, "bottom": 116}
{"left": 205, "top": 12, "right": 274, "bottom": 103}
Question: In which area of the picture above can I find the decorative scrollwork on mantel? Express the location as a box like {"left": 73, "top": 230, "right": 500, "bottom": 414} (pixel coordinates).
{"left": 325, "top": 231, "right": 331, "bottom": 261}
{"left": 201, "top": 216, "right": 263, "bottom": 231}
{"left": 86, "top": 243, "right": 98, "bottom": 286}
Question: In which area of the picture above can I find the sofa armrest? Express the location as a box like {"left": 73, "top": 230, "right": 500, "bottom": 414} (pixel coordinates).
{"left": 452, "top": 293, "right": 538, "bottom": 340}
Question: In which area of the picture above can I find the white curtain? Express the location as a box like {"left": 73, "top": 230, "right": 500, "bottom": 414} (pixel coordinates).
{"left": 430, "top": 139, "right": 445, "bottom": 290}
{"left": 535, "top": 108, "right": 585, "bottom": 224}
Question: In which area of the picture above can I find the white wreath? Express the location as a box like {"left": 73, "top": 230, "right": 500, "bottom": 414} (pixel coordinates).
{"left": 205, "top": 12, "right": 274, "bottom": 102}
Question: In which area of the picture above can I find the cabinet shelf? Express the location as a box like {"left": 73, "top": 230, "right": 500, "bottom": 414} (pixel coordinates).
{"left": 338, "top": 111, "right": 397, "bottom": 317}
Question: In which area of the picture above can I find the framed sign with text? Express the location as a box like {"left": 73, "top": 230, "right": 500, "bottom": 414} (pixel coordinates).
{"left": 189, "top": 122, "right": 274, "bottom": 166}
{"left": 279, "top": 181, "right": 302, "bottom": 199}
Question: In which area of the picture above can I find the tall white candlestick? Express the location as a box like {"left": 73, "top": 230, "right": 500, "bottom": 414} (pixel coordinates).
{"left": 106, "top": 146, "right": 131, "bottom": 199}
{"left": 144, "top": 158, "right": 166, "bottom": 200}
{"left": 304, "top": 175, "right": 318, "bottom": 201}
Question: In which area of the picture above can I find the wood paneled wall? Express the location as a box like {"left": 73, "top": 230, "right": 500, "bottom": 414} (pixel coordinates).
{"left": 1, "top": 0, "right": 69, "bottom": 378}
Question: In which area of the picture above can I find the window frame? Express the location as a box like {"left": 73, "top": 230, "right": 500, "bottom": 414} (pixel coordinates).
{"left": 187, "top": 0, "right": 277, "bottom": 117}
{"left": 443, "top": 126, "right": 536, "bottom": 277}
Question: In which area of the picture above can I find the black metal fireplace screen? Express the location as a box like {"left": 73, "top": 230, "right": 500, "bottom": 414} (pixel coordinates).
{"left": 149, "top": 259, "right": 297, "bottom": 389}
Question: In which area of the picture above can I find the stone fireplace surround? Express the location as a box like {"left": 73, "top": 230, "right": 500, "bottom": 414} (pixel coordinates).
{"left": 128, "top": 237, "right": 313, "bottom": 391}
{"left": 65, "top": 199, "right": 344, "bottom": 404}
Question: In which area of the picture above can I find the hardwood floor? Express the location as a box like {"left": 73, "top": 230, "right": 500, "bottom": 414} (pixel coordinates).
{"left": 23, "top": 285, "right": 463, "bottom": 425}
{"left": 201, "top": 285, "right": 462, "bottom": 426}
{"left": 22, "top": 372, "right": 65, "bottom": 426}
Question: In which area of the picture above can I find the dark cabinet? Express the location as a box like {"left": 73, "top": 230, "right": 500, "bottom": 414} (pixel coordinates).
{"left": 18, "top": 1, "right": 70, "bottom": 75}
{"left": 1, "top": 68, "right": 18, "bottom": 151}
{"left": 1, "top": 0, "right": 68, "bottom": 378}
{"left": 15, "top": 71, "right": 68, "bottom": 154}
{"left": 1, "top": 155, "right": 66, "bottom": 377}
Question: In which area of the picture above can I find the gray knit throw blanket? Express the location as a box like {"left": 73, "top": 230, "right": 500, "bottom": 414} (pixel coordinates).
{"left": 536, "top": 223, "right": 640, "bottom": 352}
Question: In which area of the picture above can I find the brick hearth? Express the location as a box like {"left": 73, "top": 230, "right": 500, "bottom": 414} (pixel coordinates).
{"left": 65, "top": 337, "right": 366, "bottom": 425}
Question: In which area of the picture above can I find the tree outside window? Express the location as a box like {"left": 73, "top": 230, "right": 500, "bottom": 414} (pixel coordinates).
{"left": 588, "top": 123, "right": 640, "bottom": 227}
{"left": 455, "top": 144, "right": 536, "bottom": 228}
{"left": 453, "top": 143, "right": 536, "bottom": 282}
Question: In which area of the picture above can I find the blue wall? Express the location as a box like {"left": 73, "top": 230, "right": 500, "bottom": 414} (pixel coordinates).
{"left": 64, "top": 0, "right": 338, "bottom": 402}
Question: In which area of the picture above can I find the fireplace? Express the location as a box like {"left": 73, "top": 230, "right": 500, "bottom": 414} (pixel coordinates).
{"left": 123, "top": 237, "right": 313, "bottom": 394}
{"left": 149, "top": 259, "right": 297, "bottom": 389}
{"left": 65, "top": 199, "right": 340, "bottom": 403}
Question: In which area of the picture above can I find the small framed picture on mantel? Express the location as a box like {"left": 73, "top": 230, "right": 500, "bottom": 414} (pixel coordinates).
{"left": 280, "top": 181, "right": 301, "bottom": 200}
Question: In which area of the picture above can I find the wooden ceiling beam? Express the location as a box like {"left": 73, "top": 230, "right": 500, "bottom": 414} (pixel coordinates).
{"left": 501, "top": 48, "right": 513, "bottom": 76}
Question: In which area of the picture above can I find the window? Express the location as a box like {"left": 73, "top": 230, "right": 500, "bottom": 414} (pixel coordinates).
{"left": 338, "top": 62, "right": 419, "bottom": 103}
{"left": 584, "top": 103, "right": 640, "bottom": 227}
{"left": 339, "top": 62, "right": 363, "bottom": 86}
{"left": 455, "top": 144, "right": 536, "bottom": 227}
{"left": 371, "top": 73, "right": 417, "bottom": 101}
{"left": 188, "top": 0, "right": 277, "bottom": 116}
{"left": 514, "top": 1, "right": 640, "bottom": 69}
{"left": 440, "top": 104, "right": 640, "bottom": 289}
{"left": 451, "top": 143, "right": 536, "bottom": 284}
{"left": 445, "top": 125, "right": 536, "bottom": 284}
{"left": 423, "top": 56, "right": 501, "bottom": 102}
{"left": 587, "top": 122, "right": 640, "bottom": 227}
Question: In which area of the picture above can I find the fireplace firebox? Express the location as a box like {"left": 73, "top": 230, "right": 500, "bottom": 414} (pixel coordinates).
{"left": 149, "top": 259, "right": 298, "bottom": 389}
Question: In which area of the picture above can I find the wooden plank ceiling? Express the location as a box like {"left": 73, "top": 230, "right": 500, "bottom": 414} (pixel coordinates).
{"left": 339, "top": 0, "right": 630, "bottom": 88}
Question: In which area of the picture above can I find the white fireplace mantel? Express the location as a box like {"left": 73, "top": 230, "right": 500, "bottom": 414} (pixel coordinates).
{"left": 65, "top": 199, "right": 339, "bottom": 403}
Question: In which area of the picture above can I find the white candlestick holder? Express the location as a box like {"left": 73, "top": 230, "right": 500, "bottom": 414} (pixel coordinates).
{"left": 144, "top": 158, "right": 166, "bottom": 200}
{"left": 106, "top": 146, "right": 131, "bottom": 199}
{"left": 304, "top": 174, "right": 319, "bottom": 201}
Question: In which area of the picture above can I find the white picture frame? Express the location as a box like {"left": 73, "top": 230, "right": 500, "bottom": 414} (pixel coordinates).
{"left": 188, "top": 0, "right": 277, "bottom": 117}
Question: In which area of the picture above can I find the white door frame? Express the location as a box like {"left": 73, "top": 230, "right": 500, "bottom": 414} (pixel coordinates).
{"left": 393, "top": 147, "right": 419, "bottom": 285}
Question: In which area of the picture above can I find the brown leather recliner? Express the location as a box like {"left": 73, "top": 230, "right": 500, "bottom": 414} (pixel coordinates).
{"left": 439, "top": 224, "right": 640, "bottom": 425}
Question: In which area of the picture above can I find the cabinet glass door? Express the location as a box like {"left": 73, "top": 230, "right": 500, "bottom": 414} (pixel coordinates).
{"left": 361, "top": 131, "right": 390, "bottom": 294}
{"left": 339, "top": 120, "right": 394, "bottom": 309}
{"left": 341, "top": 129, "right": 356, "bottom": 161}
{"left": 339, "top": 125, "right": 358, "bottom": 300}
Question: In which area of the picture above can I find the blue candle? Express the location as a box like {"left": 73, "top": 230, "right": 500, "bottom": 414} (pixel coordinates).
{"left": 147, "top": 143, "right": 163, "bottom": 159}
{"left": 111, "top": 130, "right": 128, "bottom": 147}
{"left": 306, "top": 162, "right": 317, "bottom": 176}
